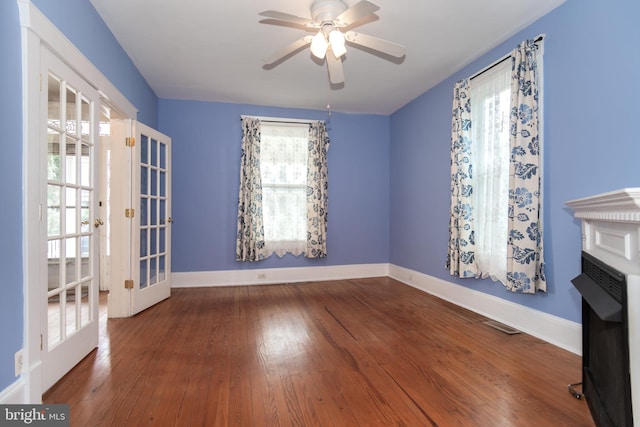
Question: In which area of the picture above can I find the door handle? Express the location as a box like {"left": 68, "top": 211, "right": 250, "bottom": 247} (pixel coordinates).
{"left": 168, "top": 217, "right": 174, "bottom": 223}
{"left": 94, "top": 219, "right": 104, "bottom": 228}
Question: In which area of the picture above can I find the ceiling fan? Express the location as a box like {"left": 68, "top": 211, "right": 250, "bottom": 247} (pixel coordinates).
{"left": 259, "top": 0, "right": 406, "bottom": 85}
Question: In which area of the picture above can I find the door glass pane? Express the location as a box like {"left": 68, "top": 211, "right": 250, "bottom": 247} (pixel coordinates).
{"left": 80, "top": 142, "right": 91, "bottom": 186}
{"left": 160, "top": 171, "right": 166, "bottom": 197}
{"left": 48, "top": 185, "right": 61, "bottom": 236}
{"left": 48, "top": 294, "right": 62, "bottom": 348}
{"left": 160, "top": 200, "right": 166, "bottom": 225}
{"left": 141, "top": 166, "right": 148, "bottom": 195}
{"left": 151, "top": 138, "right": 158, "bottom": 167}
{"left": 140, "top": 260, "right": 148, "bottom": 289}
{"left": 140, "top": 134, "right": 148, "bottom": 164}
{"left": 66, "top": 137, "right": 77, "bottom": 183}
{"left": 140, "top": 229, "right": 147, "bottom": 257}
{"left": 80, "top": 190, "right": 91, "bottom": 233}
{"left": 150, "top": 228, "right": 157, "bottom": 256}
{"left": 149, "top": 257, "right": 157, "bottom": 286}
{"left": 48, "top": 132, "right": 62, "bottom": 181}
{"left": 150, "top": 199, "right": 157, "bottom": 226}
{"left": 65, "top": 287, "right": 78, "bottom": 336}
{"left": 159, "top": 255, "right": 166, "bottom": 282}
{"left": 150, "top": 168, "right": 157, "bottom": 196}
{"left": 80, "top": 283, "right": 90, "bottom": 327}
{"left": 80, "top": 235, "right": 90, "bottom": 279}
{"left": 66, "top": 187, "right": 77, "bottom": 234}
{"left": 140, "top": 198, "right": 148, "bottom": 226}
{"left": 80, "top": 95, "right": 91, "bottom": 138}
{"left": 48, "top": 239, "right": 62, "bottom": 291}
{"left": 48, "top": 75, "right": 61, "bottom": 128}
{"left": 65, "top": 238, "right": 77, "bottom": 285}
{"left": 160, "top": 142, "right": 166, "bottom": 169}
{"left": 66, "top": 85, "right": 77, "bottom": 134}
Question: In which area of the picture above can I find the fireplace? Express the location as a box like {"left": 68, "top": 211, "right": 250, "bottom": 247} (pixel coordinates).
{"left": 567, "top": 188, "right": 640, "bottom": 427}
{"left": 573, "top": 251, "right": 632, "bottom": 426}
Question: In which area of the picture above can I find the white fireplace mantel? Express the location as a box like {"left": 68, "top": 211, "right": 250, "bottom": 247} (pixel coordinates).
{"left": 567, "top": 187, "right": 640, "bottom": 425}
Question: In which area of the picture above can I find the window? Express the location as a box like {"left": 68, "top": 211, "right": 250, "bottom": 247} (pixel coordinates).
{"left": 260, "top": 123, "right": 309, "bottom": 257}
{"left": 469, "top": 59, "right": 511, "bottom": 283}
{"left": 447, "top": 38, "right": 546, "bottom": 293}
{"left": 236, "top": 117, "right": 329, "bottom": 261}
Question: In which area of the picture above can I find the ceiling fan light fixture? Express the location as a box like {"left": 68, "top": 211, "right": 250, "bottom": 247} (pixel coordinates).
{"left": 310, "top": 31, "right": 328, "bottom": 59}
{"left": 329, "top": 30, "right": 346, "bottom": 58}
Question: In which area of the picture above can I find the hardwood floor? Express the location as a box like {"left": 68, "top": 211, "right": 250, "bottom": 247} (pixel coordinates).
{"left": 44, "top": 277, "right": 594, "bottom": 426}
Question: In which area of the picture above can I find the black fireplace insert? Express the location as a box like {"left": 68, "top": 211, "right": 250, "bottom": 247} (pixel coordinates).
{"left": 572, "top": 251, "right": 633, "bottom": 427}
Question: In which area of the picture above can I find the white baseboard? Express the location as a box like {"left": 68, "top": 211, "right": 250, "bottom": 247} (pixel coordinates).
{"left": 0, "top": 378, "right": 25, "bottom": 404}
{"left": 171, "top": 263, "right": 390, "bottom": 288}
{"left": 388, "top": 264, "right": 582, "bottom": 355}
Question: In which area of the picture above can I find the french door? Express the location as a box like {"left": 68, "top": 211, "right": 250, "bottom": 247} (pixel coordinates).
{"left": 130, "top": 123, "right": 172, "bottom": 315}
{"left": 41, "top": 48, "right": 100, "bottom": 391}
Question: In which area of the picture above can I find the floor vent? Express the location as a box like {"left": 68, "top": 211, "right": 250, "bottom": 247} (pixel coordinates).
{"left": 483, "top": 320, "right": 521, "bottom": 335}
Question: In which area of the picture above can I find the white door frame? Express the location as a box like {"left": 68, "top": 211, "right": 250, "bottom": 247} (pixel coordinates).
{"left": 19, "top": 0, "right": 137, "bottom": 402}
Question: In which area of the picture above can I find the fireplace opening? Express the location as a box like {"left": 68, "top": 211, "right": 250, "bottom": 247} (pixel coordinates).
{"left": 572, "top": 251, "right": 633, "bottom": 427}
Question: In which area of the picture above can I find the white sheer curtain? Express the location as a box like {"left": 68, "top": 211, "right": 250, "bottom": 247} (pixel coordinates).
{"left": 260, "top": 123, "right": 309, "bottom": 257}
{"left": 470, "top": 60, "right": 511, "bottom": 284}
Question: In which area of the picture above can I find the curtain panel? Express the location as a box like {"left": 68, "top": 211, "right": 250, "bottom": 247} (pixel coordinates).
{"left": 446, "top": 78, "right": 479, "bottom": 278}
{"left": 506, "top": 39, "right": 546, "bottom": 293}
{"left": 306, "top": 121, "right": 330, "bottom": 258}
{"left": 236, "top": 117, "right": 267, "bottom": 261}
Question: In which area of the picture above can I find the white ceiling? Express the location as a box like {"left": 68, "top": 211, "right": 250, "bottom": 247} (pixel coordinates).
{"left": 89, "top": 0, "right": 565, "bottom": 115}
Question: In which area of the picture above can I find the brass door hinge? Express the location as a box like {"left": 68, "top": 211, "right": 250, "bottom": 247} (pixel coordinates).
{"left": 124, "top": 279, "right": 134, "bottom": 289}
{"left": 125, "top": 208, "right": 135, "bottom": 218}
{"left": 126, "top": 137, "right": 136, "bottom": 147}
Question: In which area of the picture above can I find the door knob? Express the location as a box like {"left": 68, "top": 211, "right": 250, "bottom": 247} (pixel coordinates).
{"left": 168, "top": 217, "right": 174, "bottom": 223}
{"left": 94, "top": 219, "right": 104, "bottom": 228}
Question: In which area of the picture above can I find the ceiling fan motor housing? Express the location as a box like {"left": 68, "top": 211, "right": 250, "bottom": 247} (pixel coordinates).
{"left": 311, "top": 0, "right": 347, "bottom": 24}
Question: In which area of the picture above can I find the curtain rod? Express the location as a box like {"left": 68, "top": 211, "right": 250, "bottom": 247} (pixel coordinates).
{"left": 470, "top": 34, "right": 544, "bottom": 81}
{"left": 240, "top": 115, "right": 314, "bottom": 125}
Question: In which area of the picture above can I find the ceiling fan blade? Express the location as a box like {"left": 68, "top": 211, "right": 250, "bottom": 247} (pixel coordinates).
{"left": 259, "top": 10, "right": 315, "bottom": 28}
{"left": 326, "top": 51, "right": 345, "bottom": 84}
{"left": 345, "top": 31, "right": 406, "bottom": 58}
{"left": 334, "top": 0, "right": 379, "bottom": 27}
{"left": 263, "top": 36, "right": 313, "bottom": 66}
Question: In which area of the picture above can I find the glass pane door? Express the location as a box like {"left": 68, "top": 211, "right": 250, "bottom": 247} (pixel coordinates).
{"left": 131, "top": 123, "right": 172, "bottom": 315}
{"left": 42, "top": 49, "right": 100, "bottom": 391}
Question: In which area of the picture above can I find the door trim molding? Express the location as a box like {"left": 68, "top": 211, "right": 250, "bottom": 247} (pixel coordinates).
{"left": 18, "top": 0, "right": 137, "bottom": 402}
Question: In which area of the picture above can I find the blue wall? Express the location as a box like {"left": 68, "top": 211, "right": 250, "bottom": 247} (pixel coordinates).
{"left": 0, "top": 0, "right": 26, "bottom": 393}
{"left": 159, "top": 100, "right": 390, "bottom": 272}
{"left": 389, "top": 0, "right": 640, "bottom": 323}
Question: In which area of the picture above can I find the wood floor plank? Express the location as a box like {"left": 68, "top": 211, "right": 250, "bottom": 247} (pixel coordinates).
{"left": 44, "top": 278, "right": 594, "bottom": 426}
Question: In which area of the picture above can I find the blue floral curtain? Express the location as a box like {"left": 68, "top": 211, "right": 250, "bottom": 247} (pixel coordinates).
{"left": 506, "top": 39, "right": 546, "bottom": 293}
{"left": 446, "top": 79, "right": 479, "bottom": 278}
{"left": 306, "top": 121, "right": 330, "bottom": 258}
{"left": 236, "top": 117, "right": 267, "bottom": 261}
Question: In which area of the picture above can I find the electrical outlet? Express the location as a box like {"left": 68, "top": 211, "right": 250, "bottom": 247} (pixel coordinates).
{"left": 15, "top": 349, "right": 24, "bottom": 377}
{"left": 258, "top": 273, "right": 267, "bottom": 279}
